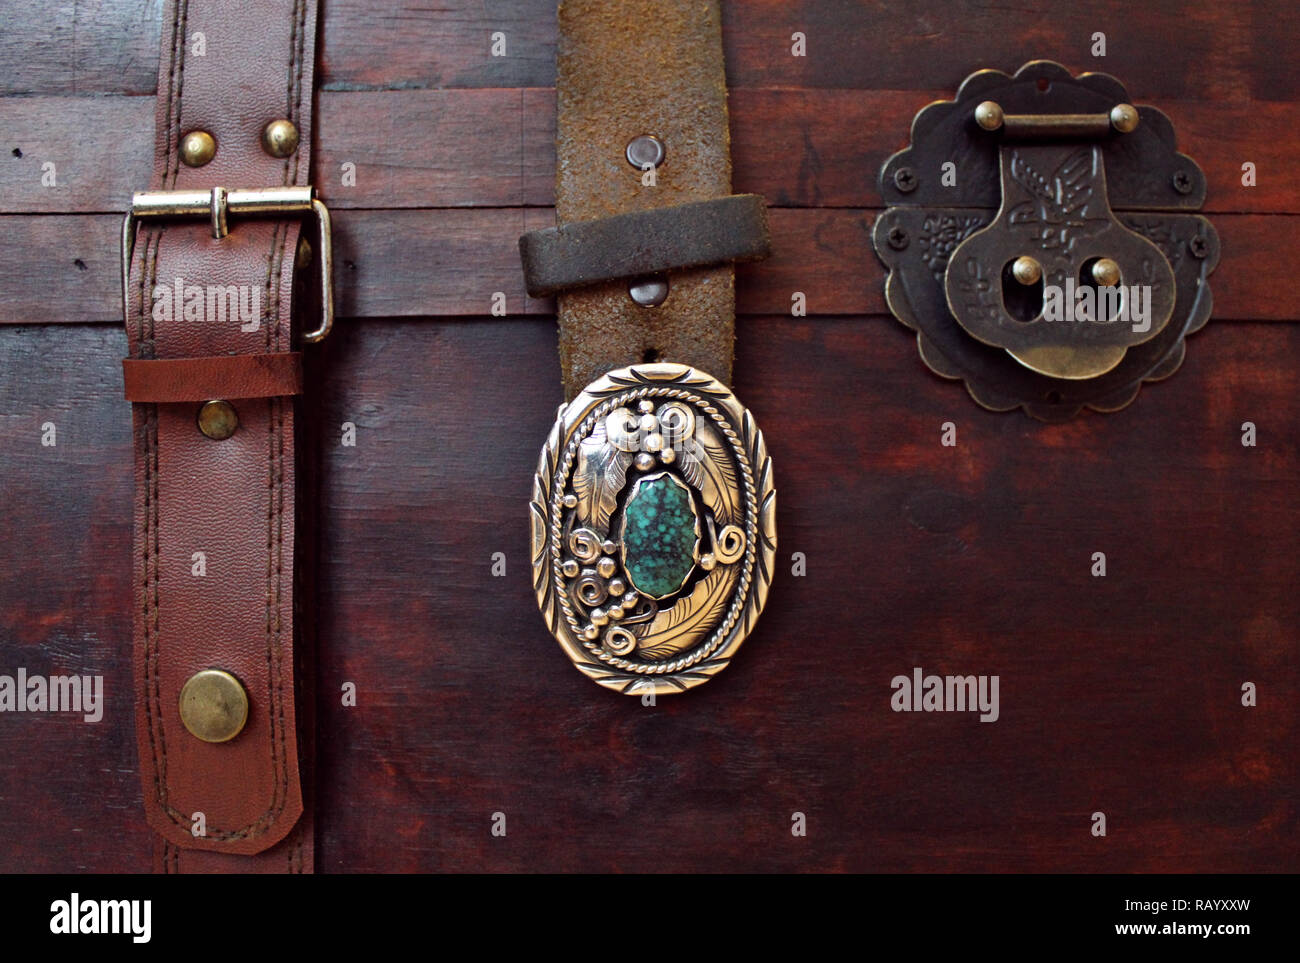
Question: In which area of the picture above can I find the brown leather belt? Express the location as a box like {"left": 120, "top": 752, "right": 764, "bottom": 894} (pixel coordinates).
{"left": 122, "top": 0, "right": 324, "bottom": 873}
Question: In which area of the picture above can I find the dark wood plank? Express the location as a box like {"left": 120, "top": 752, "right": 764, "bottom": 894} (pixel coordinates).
{"left": 1, "top": 318, "right": 1295, "bottom": 871}
{"left": 2, "top": 209, "right": 1293, "bottom": 323}
{"left": 4, "top": 0, "right": 1295, "bottom": 100}
{"left": 0, "top": 0, "right": 162, "bottom": 96}
{"left": 717, "top": 0, "right": 1279, "bottom": 101}
{"left": 0, "top": 323, "right": 150, "bottom": 871}
{"left": 3, "top": 91, "right": 1296, "bottom": 214}
{"left": 0, "top": 96, "right": 154, "bottom": 213}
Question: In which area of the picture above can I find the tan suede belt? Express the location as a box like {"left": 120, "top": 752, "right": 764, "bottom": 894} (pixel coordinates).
{"left": 523, "top": 0, "right": 778, "bottom": 698}
{"left": 520, "top": 0, "right": 772, "bottom": 400}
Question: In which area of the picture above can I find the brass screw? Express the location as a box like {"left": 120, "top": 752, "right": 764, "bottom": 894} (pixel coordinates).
{"left": 197, "top": 400, "right": 238, "bottom": 440}
{"left": 1012, "top": 255, "right": 1043, "bottom": 285}
{"left": 179, "top": 669, "right": 249, "bottom": 743}
{"left": 261, "top": 118, "right": 300, "bottom": 158}
{"left": 974, "top": 100, "right": 1004, "bottom": 131}
{"left": 1092, "top": 258, "right": 1121, "bottom": 287}
{"left": 179, "top": 130, "right": 216, "bottom": 167}
{"left": 1109, "top": 103, "right": 1140, "bottom": 134}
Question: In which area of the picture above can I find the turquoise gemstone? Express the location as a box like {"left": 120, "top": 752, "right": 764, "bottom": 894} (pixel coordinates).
{"left": 620, "top": 473, "right": 698, "bottom": 599}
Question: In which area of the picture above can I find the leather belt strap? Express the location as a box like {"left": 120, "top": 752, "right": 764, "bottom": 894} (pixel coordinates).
{"left": 537, "top": 0, "right": 768, "bottom": 400}
{"left": 124, "top": 0, "right": 319, "bottom": 872}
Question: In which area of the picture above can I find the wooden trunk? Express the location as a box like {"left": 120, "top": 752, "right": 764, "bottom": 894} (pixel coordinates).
{"left": 0, "top": 0, "right": 1296, "bottom": 872}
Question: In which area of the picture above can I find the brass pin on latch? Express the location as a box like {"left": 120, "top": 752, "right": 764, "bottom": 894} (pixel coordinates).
{"left": 121, "top": 185, "right": 334, "bottom": 342}
{"left": 974, "top": 100, "right": 1140, "bottom": 138}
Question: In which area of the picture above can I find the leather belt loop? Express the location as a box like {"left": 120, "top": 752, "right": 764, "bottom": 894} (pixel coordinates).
{"left": 542, "top": 0, "right": 769, "bottom": 401}
{"left": 122, "top": 352, "right": 304, "bottom": 402}
{"left": 519, "top": 194, "right": 771, "bottom": 297}
{"left": 123, "top": 0, "right": 320, "bottom": 872}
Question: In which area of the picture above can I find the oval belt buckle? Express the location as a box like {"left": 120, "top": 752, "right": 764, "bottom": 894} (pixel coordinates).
{"left": 530, "top": 363, "right": 776, "bottom": 695}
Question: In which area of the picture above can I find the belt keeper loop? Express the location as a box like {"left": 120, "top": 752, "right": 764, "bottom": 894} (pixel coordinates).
{"left": 122, "top": 352, "right": 304, "bottom": 403}
{"left": 519, "top": 194, "right": 772, "bottom": 298}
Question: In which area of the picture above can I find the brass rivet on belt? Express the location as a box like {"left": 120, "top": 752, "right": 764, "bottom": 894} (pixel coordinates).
{"left": 179, "top": 130, "right": 217, "bottom": 167}
{"left": 974, "top": 100, "right": 1004, "bottom": 131}
{"left": 1092, "top": 257, "right": 1121, "bottom": 287}
{"left": 197, "top": 400, "right": 238, "bottom": 440}
{"left": 1109, "top": 103, "right": 1140, "bottom": 134}
{"left": 1012, "top": 255, "right": 1042, "bottom": 285}
{"left": 261, "top": 118, "right": 300, "bottom": 158}
{"left": 178, "top": 669, "right": 249, "bottom": 743}
{"left": 628, "top": 276, "right": 669, "bottom": 307}
{"left": 625, "top": 134, "right": 665, "bottom": 171}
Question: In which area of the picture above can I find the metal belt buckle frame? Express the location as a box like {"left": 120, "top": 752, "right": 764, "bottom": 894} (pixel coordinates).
{"left": 121, "top": 185, "right": 334, "bottom": 343}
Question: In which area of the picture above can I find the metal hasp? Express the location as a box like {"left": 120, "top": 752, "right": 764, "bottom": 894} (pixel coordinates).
{"left": 873, "top": 61, "right": 1219, "bottom": 420}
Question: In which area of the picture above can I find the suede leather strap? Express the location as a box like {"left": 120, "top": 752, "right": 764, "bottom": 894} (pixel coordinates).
{"left": 124, "top": 0, "right": 318, "bottom": 872}
{"left": 550, "top": 0, "right": 756, "bottom": 400}
{"left": 519, "top": 195, "right": 770, "bottom": 298}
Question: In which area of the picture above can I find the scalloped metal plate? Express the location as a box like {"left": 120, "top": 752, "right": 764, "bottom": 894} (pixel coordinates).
{"left": 873, "top": 60, "right": 1220, "bottom": 421}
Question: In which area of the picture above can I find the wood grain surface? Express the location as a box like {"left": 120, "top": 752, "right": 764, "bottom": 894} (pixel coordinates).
{"left": 0, "top": 0, "right": 1296, "bottom": 872}
{"left": 2, "top": 210, "right": 1297, "bottom": 323}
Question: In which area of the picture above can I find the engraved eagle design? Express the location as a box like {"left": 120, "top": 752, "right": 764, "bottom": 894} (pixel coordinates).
{"left": 1006, "top": 148, "right": 1109, "bottom": 254}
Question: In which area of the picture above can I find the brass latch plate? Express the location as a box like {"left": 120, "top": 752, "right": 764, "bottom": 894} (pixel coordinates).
{"left": 873, "top": 61, "right": 1218, "bottom": 420}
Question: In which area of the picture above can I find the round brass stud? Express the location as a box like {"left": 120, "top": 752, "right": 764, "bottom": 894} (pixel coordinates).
{"left": 1109, "top": 103, "right": 1140, "bottom": 134}
{"left": 1092, "top": 257, "right": 1122, "bottom": 287}
{"left": 197, "top": 399, "right": 238, "bottom": 440}
{"left": 1012, "top": 255, "right": 1043, "bottom": 285}
{"left": 261, "top": 118, "right": 300, "bottom": 158}
{"left": 179, "top": 130, "right": 217, "bottom": 168}
{"left": 179, "top": 669, "right": 249, "bottom": 743}
{"left": 974, "top": 100, "right": 1004, "bottom": 131}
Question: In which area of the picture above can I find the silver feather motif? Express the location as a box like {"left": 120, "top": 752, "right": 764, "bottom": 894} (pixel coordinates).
{"left": 677, "top": 419, "right": 739, "bottom": 527}
{"left": 572, "top": 420, "right": 631, "bottom": 534}
{"left": 637, "top": 566, "right": 739, "bottom": 661}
